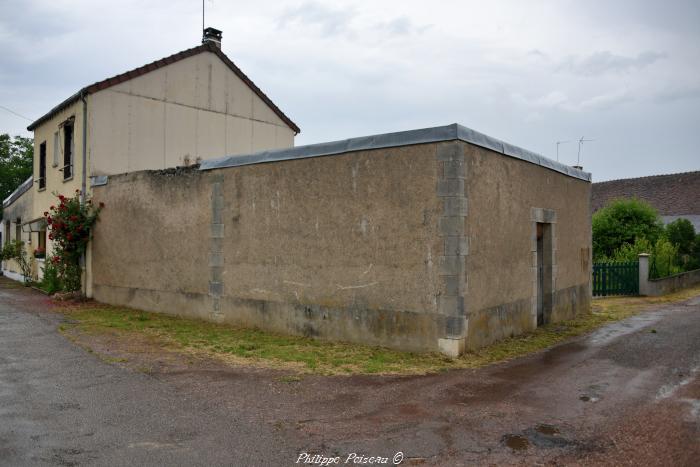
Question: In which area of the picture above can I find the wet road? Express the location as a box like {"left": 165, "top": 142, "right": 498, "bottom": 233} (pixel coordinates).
{"left": 1, "top": 279, "right": 699, "bottom": 466}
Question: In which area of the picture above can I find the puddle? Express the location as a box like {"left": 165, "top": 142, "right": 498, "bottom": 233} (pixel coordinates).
{"left": 502, "top": 434, "right": 529, "bottom": 451}
{"left": 504, "top": 425, "right": 574, "bottom": 451}
{"left": 524, "top": 425, "right": 572, "bottom": 449}
{"left": 534, "top": 424, "right": 559, "bottom": 435}
{"left": 586, "top": 311, "right": 665, "bottom": 346}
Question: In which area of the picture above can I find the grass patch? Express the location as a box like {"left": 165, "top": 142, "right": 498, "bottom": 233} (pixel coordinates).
{"left": 55, "top": 285, "right": 700, "bottom": 376}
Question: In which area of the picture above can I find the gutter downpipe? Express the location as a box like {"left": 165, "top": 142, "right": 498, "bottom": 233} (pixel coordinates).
{"left": 80, "top": 92, "right": 88, "bottom": 296}
{"left": 80, "top": 92, "right": 87, "bottom": 203}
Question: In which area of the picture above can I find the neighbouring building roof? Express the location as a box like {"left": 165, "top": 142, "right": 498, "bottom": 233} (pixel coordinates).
{"left": 27, "top": 42, "right": 300, "bottom": 134}
{"left": 199, "top": 123, "right": 592, "bottom": 181}
{"left": 2, "top": 176, "right": 33, "bottom": 209}
{"left": 592, "top": 171, "right": 700, "bottom": 214}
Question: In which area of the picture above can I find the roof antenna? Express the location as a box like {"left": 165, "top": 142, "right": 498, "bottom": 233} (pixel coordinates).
{"left": 555, "top": 140, "right": 571, "bottom": 162}
{"left": 202, "top": 0, "right": 205, "bottom": 33}
{"left": 576, "top": 136, "right": 594, "bottom": 169}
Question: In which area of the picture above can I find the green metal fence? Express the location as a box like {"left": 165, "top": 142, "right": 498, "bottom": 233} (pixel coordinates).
{"left": 592, "top": 261, "right": 639, "bottom": 296}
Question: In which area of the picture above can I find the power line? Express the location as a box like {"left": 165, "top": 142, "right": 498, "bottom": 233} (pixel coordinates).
{"left": 0, "top": 104, "right": 33, "bottom": 122}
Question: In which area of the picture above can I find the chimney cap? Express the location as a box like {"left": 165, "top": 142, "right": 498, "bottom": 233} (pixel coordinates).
{"left": 203, "top": 27, "right": 223, "bottom": 43}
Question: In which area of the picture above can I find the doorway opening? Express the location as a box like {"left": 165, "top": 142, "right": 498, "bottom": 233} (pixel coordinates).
{"left": 536, "top": 222, "right": 553, "bottom": 326}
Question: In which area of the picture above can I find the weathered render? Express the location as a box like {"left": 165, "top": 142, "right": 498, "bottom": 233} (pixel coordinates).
{"left": 90, "top": 125, "right": 592, "bottom": 355}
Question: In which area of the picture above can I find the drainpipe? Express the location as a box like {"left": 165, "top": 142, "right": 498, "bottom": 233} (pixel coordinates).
{"left": 80, "top": 92, "right": 88, "bottom": 296}
{"left": 80, "top": 92, "right": 88, "bottom": 204}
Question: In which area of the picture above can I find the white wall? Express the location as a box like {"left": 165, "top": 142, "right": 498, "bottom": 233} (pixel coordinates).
{"left": 88, "top": 51, "right": 296, "bottom": 176}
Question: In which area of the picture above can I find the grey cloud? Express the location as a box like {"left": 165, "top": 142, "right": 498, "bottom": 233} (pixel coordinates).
{"left": 377, "top": 16, "right": 431, "bottom": 36}
{"left": 655, "top": 84, "right": 700, "bottom": 102}
{"left": 527, "top": 49, "right": 548, "bottom": 59}
{"left": 559, "top": 50, "right": 667, "bottom": 76}
{"left": 277, "top": 1, "right": 356, "bottom": 37}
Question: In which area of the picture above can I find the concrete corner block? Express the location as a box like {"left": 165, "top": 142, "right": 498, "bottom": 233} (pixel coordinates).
{"left": 443, "top": 197, "right": 468, "bottom": 216}
{"left": 438, "top": 337, "right": 466, "bottom": 358}
{"left": 209, "top": 281, "right": 223, "bottom": 297}
{"left": 209, "top": 252, "right": 224, "bottom": 268}
{"left": 443, "top": 160, "right": 466, "bottom": 179}
{"left": 436, "top": 142, "right": 465, "bottom": 162}
{"left": 210, "top": 223, "right": 225, "bottom": 238}
{"left": 438, "top": 255, "right": 465, "bottom": 275}
{"left": 440, "top": 274, "right": 465, "bottom": 296}
{"left": 437, "top": 179, "right": 465, "bottom": 197}
{"left": 438, "top": 295, "right": 465, "bottom": 315}
{"left": 444, "top": 236, "right": 468, "bottom": 256}
{"left": 438, "top": 217, "right": 465, "bottom": 237}
{"left": 210, "top": 238, "right": 223, "bottom": 253}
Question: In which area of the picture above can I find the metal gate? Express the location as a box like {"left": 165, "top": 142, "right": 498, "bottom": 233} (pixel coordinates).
{"left": 592, "top": 261, "right": 639, "bottom": 296}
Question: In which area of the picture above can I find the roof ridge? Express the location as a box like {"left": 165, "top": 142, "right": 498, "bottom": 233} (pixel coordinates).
{"left": 27, "top": 42, "right": 299, "bottom": 134}
{"left": 595, "top": 170, "right": 700, "bottom": 184}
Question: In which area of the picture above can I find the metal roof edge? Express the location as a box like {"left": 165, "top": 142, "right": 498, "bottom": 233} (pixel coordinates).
{"left": 2, "top": 176, "right": 34, "bottom": 209}
{"left": 200, "top": 123, "right": 591, "bottom": 182}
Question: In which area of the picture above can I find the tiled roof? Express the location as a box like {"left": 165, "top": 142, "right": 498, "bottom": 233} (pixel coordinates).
{"left": 592, "top": 171, "right": 700, "bottom": 214}
{"left": 27, "top": 42, "right": 300, "bottom": 134}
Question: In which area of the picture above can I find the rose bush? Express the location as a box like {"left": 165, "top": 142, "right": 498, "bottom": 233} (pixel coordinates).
{"left": 44, "top": 190, "right": 103, "bottom": 292}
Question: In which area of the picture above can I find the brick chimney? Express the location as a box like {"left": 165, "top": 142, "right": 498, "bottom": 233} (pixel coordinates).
{"left": 202, "top": 27, "right": 222, "bottom": 48}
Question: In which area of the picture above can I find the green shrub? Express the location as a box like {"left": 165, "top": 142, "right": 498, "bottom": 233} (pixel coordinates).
{"left": 649, "top": 238, "right": 683, "bottom": 279}
{"left": 610, "top": 237, "right": 653, "bottom": 262}
{"left": 39, "top": 261, "right": 62, "bottom": 294}
{"left": 592, "top": 198, "right": 664, "bottom": 261}
{"left": 1, "top": 240, "right": 32, "bottom": 284}
{"left": 665, "top": 218, "right": 696, "bottom": 255}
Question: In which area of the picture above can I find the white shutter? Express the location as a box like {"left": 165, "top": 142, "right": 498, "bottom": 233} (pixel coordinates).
{"left": 52, "top": 131, "right": 59, "bottom": 167}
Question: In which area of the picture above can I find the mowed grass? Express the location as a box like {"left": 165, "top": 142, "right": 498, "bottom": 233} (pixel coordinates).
{"left": 56, "top": 285, "right": 700, "bottom": 375}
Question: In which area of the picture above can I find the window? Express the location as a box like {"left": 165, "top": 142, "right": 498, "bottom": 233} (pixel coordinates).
{"left": 4, "top": 220, "right": 9, "bottom": 245}
{"left": 38, "top": 229, "right": 46, "bottom": 252}
{"left": 52, "top": 131, "right": 59, "bottom": 167}
{"left": 15, "top": 218, "right": 21, "bottom": 243}
{"left": 63, "top": 122, "right": 73, "bottom": 180}
{"left": 39, "top": 141, "right": 47, "bottom": 189}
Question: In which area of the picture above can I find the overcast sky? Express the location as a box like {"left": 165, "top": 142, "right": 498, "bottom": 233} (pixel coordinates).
{"left": 1, "top": 0, "right": 698, "bottom": 181}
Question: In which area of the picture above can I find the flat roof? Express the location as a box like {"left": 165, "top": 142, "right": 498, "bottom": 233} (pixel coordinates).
{"left": 199, "top": 123, "right": 591, "bottom": 182}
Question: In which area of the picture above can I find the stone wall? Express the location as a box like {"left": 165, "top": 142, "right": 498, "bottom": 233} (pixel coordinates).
{"left": 463, "top": 141, "right": 592, "bottom": 349}
{"left": 90, "top": 140, "right": 592, "bottom": 354}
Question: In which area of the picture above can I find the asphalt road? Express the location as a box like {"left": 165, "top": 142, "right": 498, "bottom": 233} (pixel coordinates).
{"left": 1, "top": 278, "right": 699, "bottom": 466}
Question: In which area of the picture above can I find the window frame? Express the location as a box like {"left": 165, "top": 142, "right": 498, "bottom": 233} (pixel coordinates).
{"left": 15, "top": 218, "right": 21, "bottom": 243}
{"left": 62, "top": 120, "right": 74, "bottom": 181}
{"left": 38, "top": 141, "right": 47, "bottom": 190}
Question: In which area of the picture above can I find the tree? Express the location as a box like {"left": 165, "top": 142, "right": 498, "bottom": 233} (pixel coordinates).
{"left": 592, "top": 198, "right": 664, "bottom": 260}
{"left": 0, "top": 133, "right": 34, "bottom": 217}
{"left": 664, "top": 218, "right": 696, "bottom": 256}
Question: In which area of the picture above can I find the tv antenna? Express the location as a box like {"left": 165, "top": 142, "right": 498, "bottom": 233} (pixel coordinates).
{"left": 577, "top": 136, "right": 594, "bottom": 166}
{"left": 555, "top": 140, "right": 571, "bottom": 162}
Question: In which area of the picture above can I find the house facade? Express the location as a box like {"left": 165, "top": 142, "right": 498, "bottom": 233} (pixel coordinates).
{"left": 2, "top": 30, "right": 299, "bottom": 285}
